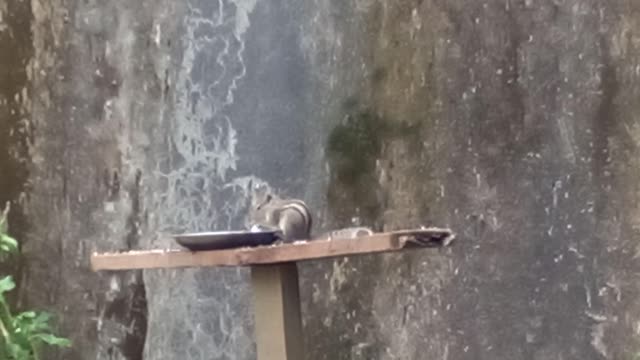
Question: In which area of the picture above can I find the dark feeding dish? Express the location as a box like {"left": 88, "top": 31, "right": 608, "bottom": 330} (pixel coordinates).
{"left": 173, "top": 230, "right": 279, "bottom": 251}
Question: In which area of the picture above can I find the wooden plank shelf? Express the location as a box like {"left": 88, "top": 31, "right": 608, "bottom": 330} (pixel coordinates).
{"left": 91, "top": 228, "right": 454, "bottom": 271}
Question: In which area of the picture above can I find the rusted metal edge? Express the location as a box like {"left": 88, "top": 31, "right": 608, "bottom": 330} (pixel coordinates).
{"left": 90, "top": 227, "right": 454, "bottom": 271}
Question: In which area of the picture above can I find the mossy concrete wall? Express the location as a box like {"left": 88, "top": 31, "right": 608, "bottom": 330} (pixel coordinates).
{"left": 1, "top": 0, "right": 640, "bottom": 359}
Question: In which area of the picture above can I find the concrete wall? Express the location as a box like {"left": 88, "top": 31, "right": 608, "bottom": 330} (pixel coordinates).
{"left": 2, "top": 0, "right": 640, "bottom": 359}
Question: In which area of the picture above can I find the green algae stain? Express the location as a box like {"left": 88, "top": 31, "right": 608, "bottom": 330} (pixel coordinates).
{"left": 327, "top": 110, "right": 382, "bottom": 186}
{"left": 326, "top": 100, "right": 421, "bottom": 227}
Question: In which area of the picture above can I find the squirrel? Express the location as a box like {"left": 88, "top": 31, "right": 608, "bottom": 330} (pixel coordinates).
{"left": 249, "top": 193, "right": 313, "bottom": 242}
{"left": 248, "top": 185, "right": 373, "bottom": 243}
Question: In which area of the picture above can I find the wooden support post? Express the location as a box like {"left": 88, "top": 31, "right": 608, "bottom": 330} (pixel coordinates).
{"left": 250, "top": 263, "right": 304, "bottom": 360}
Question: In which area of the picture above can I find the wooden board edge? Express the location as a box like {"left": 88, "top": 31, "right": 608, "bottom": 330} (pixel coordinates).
{"left": 90, "top": 228, "right": 454, "bottom": 271}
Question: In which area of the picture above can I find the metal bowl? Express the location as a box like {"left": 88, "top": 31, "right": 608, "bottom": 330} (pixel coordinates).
{"left": 173, "top": 230, "right": 279, "bottom": 251}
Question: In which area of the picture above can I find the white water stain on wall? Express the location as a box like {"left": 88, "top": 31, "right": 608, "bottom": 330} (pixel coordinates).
{"left": 144, "top": 2, "right": 271, "bottom": 359}
{"left": 153, "top": 0, "right": 269, "bottom": 236}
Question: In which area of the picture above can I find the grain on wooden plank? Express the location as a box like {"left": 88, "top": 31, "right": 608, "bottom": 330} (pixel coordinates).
{"left": 90, "top": 228, "right": 453, "bottom": 271}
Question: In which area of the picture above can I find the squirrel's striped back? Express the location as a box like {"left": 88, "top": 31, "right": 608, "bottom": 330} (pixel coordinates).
{"left": 280, "top": 200, "right": 312, "bottom": 237}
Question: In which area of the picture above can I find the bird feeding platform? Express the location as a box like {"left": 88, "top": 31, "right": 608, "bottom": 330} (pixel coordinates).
{"left": 90, "top": 228, "right": 454, "bottom": 360}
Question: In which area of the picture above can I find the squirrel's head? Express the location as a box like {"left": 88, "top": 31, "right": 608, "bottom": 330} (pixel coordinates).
{"left": 246, "top": 181, "right": 280, "bottom": 228}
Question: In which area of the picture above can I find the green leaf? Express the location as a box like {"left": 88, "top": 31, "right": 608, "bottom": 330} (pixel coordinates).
{"left": 31, "top": 333, "right": 71, "bottom": 347}
{"left": 0, "top": 276, "right": 15, "bottom": 294}
{"left": 0, "top": 244, "right": 11, "bottom": 260}
{"left": 14, "top": 311, "right": 53, "bottom": 335}
{"left": 32, "top": 313, "right": 53, "bottom": 329}
{"left": 16, "top": 311, "right": 37, "bottom": 319}
{"left": 0, "top": 234, "right": 18, "bottom": 252}
{"left": 7, "top": 342, "right": 31, "bottom": 359}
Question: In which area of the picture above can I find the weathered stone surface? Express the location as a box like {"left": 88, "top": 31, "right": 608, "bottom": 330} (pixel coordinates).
{"left": 1, "top": 0, "right": 640, "bottom": 359}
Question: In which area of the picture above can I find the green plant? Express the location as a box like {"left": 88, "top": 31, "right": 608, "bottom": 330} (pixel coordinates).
{"left": 0, "top": 203, "right": 70, "bottom": 359}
